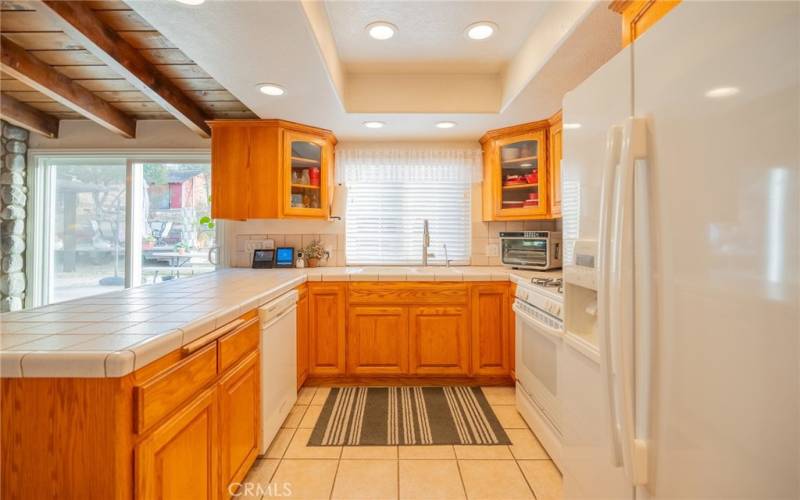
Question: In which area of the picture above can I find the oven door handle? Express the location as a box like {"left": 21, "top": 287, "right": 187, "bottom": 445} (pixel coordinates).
{"left": 513, "top": 303, "right": 563, "bottom": 341}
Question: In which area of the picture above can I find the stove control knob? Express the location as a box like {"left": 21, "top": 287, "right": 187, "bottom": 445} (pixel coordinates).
{"left": 546, "top": 302, "right": 562, "bottom": 317}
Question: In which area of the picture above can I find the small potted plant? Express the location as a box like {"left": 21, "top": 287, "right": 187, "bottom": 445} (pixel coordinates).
{"left": 175, "top": 241, "right": 189, "bottom": 256}
{"left": 302, "top": 240, "right": 326, "bottom": 268}
{"left": 142, "top": 235, "right": 156, "bottom": 250}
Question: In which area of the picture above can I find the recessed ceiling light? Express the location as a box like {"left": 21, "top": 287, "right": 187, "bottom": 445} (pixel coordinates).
{"left": 705, "top": 86, "right": 740, "bottom": 98}
{"left": 175, "top": 0, "right": 205, "bottom": 5}
{"left": 257, "top": 83, "right": 285, "bottom": 96}
{"left": 563, "top": 123, "right": 582, "bottom": 130}
{"left": 436, "top": 121, "right": 457, "bottom": 129}
{"left": 367, "top": 22, "right": 397, "bottom": 40}
{"left": 363, "top": 121, "right": 385, "bottom": 129}
{"left": 466, "top": 21, "right": 497, "bottom": 40}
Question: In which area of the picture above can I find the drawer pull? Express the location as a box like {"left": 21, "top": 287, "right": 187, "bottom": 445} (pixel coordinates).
{"left": 182, "top": 319, "right": 246, "bottom": 354}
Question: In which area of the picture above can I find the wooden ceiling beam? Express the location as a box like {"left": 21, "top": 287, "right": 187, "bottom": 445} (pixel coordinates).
{"left": 34, "top": 1, "right": 212, "bottom": 138}
{"left": 0, "top": 36, "right": 136, "bottom": 138}
{"left": 0, "top": 93, "right": 60, "bottom": 138}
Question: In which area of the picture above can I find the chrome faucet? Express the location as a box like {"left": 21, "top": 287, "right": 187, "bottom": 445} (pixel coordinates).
{"left": 443, "top": 243, "right": 450, "bottom": 268}
{"left": 422, "top": 219, "right": 434, "bottom": 266}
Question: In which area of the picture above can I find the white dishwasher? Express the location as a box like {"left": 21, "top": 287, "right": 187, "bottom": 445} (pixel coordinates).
{"left": 258, "top": 289, "right": 298, "bottom": 454}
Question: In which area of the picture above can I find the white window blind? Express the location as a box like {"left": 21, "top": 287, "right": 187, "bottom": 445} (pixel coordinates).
{"left": 340, "top": 147, "right": 479, "bottom": 266}
{"left": 561, "top": 178, "right": 580, "bottom": 264}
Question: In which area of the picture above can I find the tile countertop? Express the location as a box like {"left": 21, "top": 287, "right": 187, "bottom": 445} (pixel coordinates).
{"left": 0, "top": 266, "right": 561, "bottom": 379}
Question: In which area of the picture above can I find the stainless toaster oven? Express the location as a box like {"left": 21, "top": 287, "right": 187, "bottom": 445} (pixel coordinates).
{"left": 499, "top": 231, "right": 562, "bottom": 270}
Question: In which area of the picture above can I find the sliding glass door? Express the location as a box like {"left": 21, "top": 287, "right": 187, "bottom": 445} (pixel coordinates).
{"left": 30, "top": 154, "right": 216, "bottom": 307}
{"left": 135, "top": 162, "right": 216, "bottom": 286}
{"left": 49, "top": 159, "right": 128, "bottom": 303}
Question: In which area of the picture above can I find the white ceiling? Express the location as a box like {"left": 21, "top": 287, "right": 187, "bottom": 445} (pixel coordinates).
{"left": 325, "top": 1, "right": 550, "bottom": 74}
{"left": 127, "top": 0, "right": 620, "bottom": 141}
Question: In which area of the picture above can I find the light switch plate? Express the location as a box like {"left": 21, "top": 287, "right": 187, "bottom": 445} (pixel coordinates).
{"left": 487, "top": 243, "right": 499, "bottom": 257}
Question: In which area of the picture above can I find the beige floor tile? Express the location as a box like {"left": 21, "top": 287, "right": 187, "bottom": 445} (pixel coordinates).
{"left": 284, "top": 427, "right": 341, "bottom": 459}
{"left": 399, "top": 445, "right": 455, "bottom": 460}
{"left": 518, "top": 460, "right": 563, "bottom": 500}
{"left": 299, "top": 404, "right": 323, "bottom": 429}
{"left": 238, "top": 459, "right": 280, "bottom": 498}
{"left": 297, "top": 387, "right": 316, "bottom": 405}
{"left": 481, "top": 386, "right": 516, "bottom": 405}
{"left": 310, "top": 386, "right": 331, "bottom": 405}
{"left": 506, "top": 429, "right": 549, "bottom": 460}
{"left": 270, "top": 459, "right": 338, "bottom": 500}
{"left": 264, "top": 428, "right": 295, "bottom": 459}
{"left": 331, "top": 459, "right": 398, "bottom": 500}
{"left": 282, "top": 405, "right": 308, "bottom": 429}
{"left": 492, "top": 406, "right": 528, "bottom": 429}
{"left": 458, "top": 460, "right": 534, "bottom": 500}
{"left": 399, "top": 459, "right": 466, "bottom": 500}
{"left": 342, "top": 445, "right": 398, "bottom": 459}
{"left": 453, "top": 445, "right": 513, "bottom": 460}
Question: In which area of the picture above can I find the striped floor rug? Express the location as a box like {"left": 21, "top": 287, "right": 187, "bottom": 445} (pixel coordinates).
{"left": 308, "top": 386, "right": 511, "bottom": 446}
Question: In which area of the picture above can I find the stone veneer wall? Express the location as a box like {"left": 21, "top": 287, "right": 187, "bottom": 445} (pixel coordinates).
{"left": 0, "top": 121, "right": 29, "bottom": 312}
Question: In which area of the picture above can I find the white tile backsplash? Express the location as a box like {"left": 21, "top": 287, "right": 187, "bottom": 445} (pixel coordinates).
{"left": 233, "top": 232, "right": 341, "bottom": 268}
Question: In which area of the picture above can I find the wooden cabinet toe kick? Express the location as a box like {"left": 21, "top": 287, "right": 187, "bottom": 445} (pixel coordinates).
{"left": 304, "top": 375, "right": 514, "bottom": 387}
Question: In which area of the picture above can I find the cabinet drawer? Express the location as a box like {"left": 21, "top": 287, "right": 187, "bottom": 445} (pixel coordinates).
{"left": 348, "top": 282, "right": 468, "bottom": 305}
{"left": 135, "top": 343, "right": 218, "bottom": 433}
{"left": 218, "top": 317, "right": 260, "bottom": 373}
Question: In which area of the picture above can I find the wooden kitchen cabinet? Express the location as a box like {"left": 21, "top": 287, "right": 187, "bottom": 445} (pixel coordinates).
{"left": 296, "top": 284, "right": 309, "bottom": 388}
{"left": 135, "top": 386, "right": 219, "bottom": 500}
{"left": 480, "top": 121, "right": 550, "bottom": 220}
{"left": 1, "top": 309, "right": 263, "bottom": 500}
{"left": 471, "top": 284, "right": 512, "bottom": 376}
{"left": 218, "top": 351, "right": 260, "bottom": 500}
{"left": 347, "top": 306, "right": 409, "bottom": 375}
{"left": 409, "top": 305, "right": 470, "bottom": 375}
{"left": 481, "top": 115, "right": 564, "bottom": 221}
{"left": 298, "top": 281, "right": 515, "bottom": 383}
{"left": 283, "top": 129, "right": 332, "bottom": 219}
{"left": 548, "top": 111, "right": 563, "bottom": 219}
{"left": 133, "top": 314, "right": 262, "bottom": 500}
{"left": 209, "top": 119, "right": 336, "bottom": 220}
{"left": 308, "top": 282, "right": 347, "bottom": 375}
{"left": 209, "top": 123, "right": 253, "bottom": 220}
{"left": 611, "top": 0, "right": 681, "bottom": 46}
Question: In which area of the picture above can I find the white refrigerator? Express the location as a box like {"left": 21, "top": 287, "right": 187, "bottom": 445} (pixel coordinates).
{"left": 559, "top": 2, "right": 799, "bottom": 499}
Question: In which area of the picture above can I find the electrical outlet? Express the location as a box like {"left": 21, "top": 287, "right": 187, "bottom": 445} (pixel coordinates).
{"left": 244, "top": 239, "right": 274, "bottom": 255}
{"left": 487, "top": 243, "right": 499, "bottom": 257}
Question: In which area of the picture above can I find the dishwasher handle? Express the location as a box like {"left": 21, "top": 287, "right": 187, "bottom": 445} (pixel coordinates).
{"left": 260, "top": 304, "right": 297, "bottom": 330}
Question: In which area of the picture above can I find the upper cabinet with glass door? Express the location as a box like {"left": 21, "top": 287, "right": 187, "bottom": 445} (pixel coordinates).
{"left": 480, "top": 121, "right": 550, "bottom": 220}
{"left": 284, "top": 131, "right": 331, "bottom": 218}
{"left": 209, "top": 120, "right": 336, "bottom": 220}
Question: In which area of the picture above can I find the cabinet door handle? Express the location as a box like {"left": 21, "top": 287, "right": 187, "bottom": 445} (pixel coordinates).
{"left": 182, "top": 318, "right": 248, "bottom": 354}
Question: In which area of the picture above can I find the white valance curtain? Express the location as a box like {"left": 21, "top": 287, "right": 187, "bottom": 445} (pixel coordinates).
{"left": 335, "top": 147, "right": 483, "bottom": 184}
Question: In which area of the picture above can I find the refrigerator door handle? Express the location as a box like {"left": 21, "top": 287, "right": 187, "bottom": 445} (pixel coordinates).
{"left": 615, "top": 117, "right": 650, "bottom": 487}
{"left": 598, "top": 124, "right": 624, "bottom": 467}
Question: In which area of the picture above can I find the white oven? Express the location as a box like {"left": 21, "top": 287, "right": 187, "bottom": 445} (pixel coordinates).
{"left": 514, "top": 287, "right": 565, "bottom": 467}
